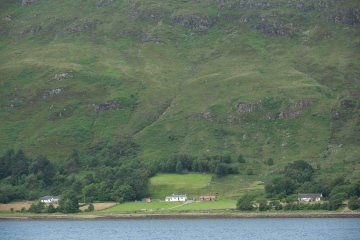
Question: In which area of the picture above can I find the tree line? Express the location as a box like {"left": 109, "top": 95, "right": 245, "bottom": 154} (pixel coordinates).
{"left": 153, "top": 153, "right": 251, "bottom": 177}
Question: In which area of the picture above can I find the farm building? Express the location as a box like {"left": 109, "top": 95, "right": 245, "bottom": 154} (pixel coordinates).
{"left": 200, "top": 196, "right": 217, "bottom": 201}
{"left": 165, "top": 194, "right": 187, "bottom": 202}
{"left": 298, "top": 193, "right": 322, "bottom": 202}
{"left": 40, "top": 196, "right": 60, "bottom": 204}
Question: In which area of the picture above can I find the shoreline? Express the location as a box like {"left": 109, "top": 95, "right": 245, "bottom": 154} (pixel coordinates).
{"left": 1, "top": 212, "right": 360, "bottom": 220}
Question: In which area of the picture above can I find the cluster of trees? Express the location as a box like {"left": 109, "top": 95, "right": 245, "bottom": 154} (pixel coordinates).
{"left": 80, "top": 165, "right": 149, "bottom": 202}
{"left": 0, "top": 149, "right": 68, "bottom": 203}
{"left": 0, "top": 147, "right": 150, "bottom": 206}
{"left": 265, "top": 160, "right": 316, "bottom": 198}
{"left": 155, "top": 154, "right": 249, "bottom": 177}
{"left": 243, "top": 159, "right": 360, "bottom": 211}
{"left": 265, "top": 160, "right": 360, "bottom": 207}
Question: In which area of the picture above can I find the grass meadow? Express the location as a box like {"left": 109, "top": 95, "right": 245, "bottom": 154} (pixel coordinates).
{"left": 95, "top": 199, "right": 237, "bottom": 214}
{"left": 0, "top": 0, "right": 359, "bottom": 188}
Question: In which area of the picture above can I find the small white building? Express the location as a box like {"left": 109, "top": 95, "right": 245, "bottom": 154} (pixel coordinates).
{"left": 165, "top": 194, "right": 187, "bottom": 202}
{"left": 298, "top": 193, "right": 322, "bottom": 202}
{"left": 40, "top": 196, "right": 60, "bottom": 204}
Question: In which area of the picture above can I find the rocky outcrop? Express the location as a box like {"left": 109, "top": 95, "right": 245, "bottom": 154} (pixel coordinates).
{"left": 274, "top": 98, "right": 318, "bottom": 119}
{"left": 316, "top": 0, "right": 360, "bottom": 25}
{"left": 202, "top": 109, "right": 215, "bottom": 121}
{"left": 59, "top": 20, "right": 102, "bottom": 34}
{"left": 291, "top": 98, "right": 318, "bottom": 108}
{"left": 54, "top": 73, "right": 74, "bottom": 80}
{"left": 236, "top": 102, "right": 261, "bottom": 113}
{"left": 60, "top": 25, "right": 88, "bottom": 34}
{"left": 235, "top": 1, "right": 282, "bottom": 10}
{"left": 291, "top": 3, "right": 315, "bottom": 12}
{"left": 323, "top": 8, "right": 360, "bottom": 25}
{"left": 89, "top": 101, "right": 121, "bottom": 112}
{"left": 251, "top": 21, "right": 292, "bottom": 36}
{"left": 43, "top": 88, "right": 64, "bottom": 98}
{"left": 96, "top": 0, "right": 115, "bottom": 8}
{"left": 216, "top": 0, "right": 359, "bottom": 37}
{"left": 22, "top": 0, "right": 37, "bottom": 6}
{"left": 20, "top": 26, "right": 42, "bottom": 35}
{"left": 235, "top": 98, "right": 318, "bottom": 120}
{"left": 173, "top": 15, "right": 217, "bottom": 31}
{"left": 2, "top": 15, "right": 11, "bottom": 21}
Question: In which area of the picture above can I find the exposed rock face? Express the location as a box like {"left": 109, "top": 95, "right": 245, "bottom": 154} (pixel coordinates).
{"left": 235, "top": 1, "right": 282, "bottom": 10}
{"left": 22, "top": 0, "right": 37, "bottom": 6}
{"left": 2, "top": 15, "right": 11, "bottom": 21}
{"left": 291, "top": 98, "right": 318, "bottom": 108}
{"left": 20, "top": 26, "right": 42, "bottom": 35}
{"left": 274, "top": 98, "right": 318, "bottom": 119}
{"left": 251, "top": 21, "right": 292, "bottom": 36}
{"left": 54, "top": 73, "right": 74, "bottom": 80}
{"left": 289, "top": 3, "right": 315, "bottom": 12}
{"left": 235, "top": 98, "right": 318, "bottom": 120}
{"left": 89, "top": 101, "right": 120, "bottom": 112}
{"left": 173, "top": 15, "right": 217, "bottom": 31}
{"left": 43, "top": 88, "right": 64, "bottom": 98}
{"left": 236, "top": 102, "right": 261, "bottom": 113}
{"left": 216, "top": 0, "right": 358, "bottom": 38}
{"left": 202, "top": 109, "right": 215, "bottom": 121}
{"left": 96, "top": 0, "right": 115, "bottom": 8}
{"left": 59, "top": 20, "right": 102, "bottom": 34}
{"left": 324, "top": 8, "right": 360, "bottom": 25}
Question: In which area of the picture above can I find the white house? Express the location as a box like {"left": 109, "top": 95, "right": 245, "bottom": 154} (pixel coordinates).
{"left": 298, "top": 193, "right": 322, "bottom": 202}
{"left": 40, "top": 196, "right": 60, "bottom": 204}
{"left": 165, "top": 194, "right": 187, "bottom": 202}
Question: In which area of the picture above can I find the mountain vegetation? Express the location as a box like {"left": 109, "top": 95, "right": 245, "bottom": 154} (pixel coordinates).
{"left": 0, "top": 0, "right": 359, "bottom": 210}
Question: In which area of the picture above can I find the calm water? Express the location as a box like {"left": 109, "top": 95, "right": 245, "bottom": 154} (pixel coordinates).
{"left": 0, "top": 218, "right": 359, "bottom": 240}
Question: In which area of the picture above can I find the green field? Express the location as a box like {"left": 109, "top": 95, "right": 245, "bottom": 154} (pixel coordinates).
{"left": 95, "top": 199, "right": 236, "bottom": 214}
{"left": 149, "top": 173, "right": 212, "bottom": 199}
{"left": 173, "top": 199, "right": 236, "bottom": 211}
{"left": 96, "top": 201, "right": 180, "bottom": 214}
{"left": 148, "top": 173, "right": 265, "bottom": 200}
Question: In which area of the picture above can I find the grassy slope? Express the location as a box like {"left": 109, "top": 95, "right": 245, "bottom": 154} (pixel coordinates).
{"left": 94, "top": 199, "right": 237, "bottom": 214}
{"left": 0, "top": 0, "right": 359, "bottom": 181}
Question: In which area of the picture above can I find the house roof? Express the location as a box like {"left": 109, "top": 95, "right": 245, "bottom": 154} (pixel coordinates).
{"left": 41, "top": 196, "right": 60, "bottom": 200}
{"left": 299, "top": 193, "right": 322, "bottom": 198}
{"left": 165, "top": 194, "right": 187, "bottom": 198}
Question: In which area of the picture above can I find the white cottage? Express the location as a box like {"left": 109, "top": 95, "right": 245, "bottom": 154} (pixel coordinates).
{"left": 165, "top": 194, "right": 187, "bottom": 202}
{"left": 40, "top": 196, "right": 60, "bottom": 204}
{"left": 298, "top": 193, "right": 322, "bottom": 202}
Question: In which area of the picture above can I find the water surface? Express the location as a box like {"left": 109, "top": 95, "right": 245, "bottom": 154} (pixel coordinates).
{"left": 1, "top": 218, "right": 359, "bottom": 240}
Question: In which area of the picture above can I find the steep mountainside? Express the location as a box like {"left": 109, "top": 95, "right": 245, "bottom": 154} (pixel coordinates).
{"left": 0, "top": 0, "right": 359, "bottom": 179}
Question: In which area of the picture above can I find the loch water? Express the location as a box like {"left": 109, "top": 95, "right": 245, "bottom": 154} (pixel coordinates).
{"left": 1, "top": 218, "right": 359, "bottom": 240}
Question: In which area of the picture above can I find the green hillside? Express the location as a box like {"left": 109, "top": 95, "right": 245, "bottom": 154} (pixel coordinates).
{"left": 0, "top": 0, "right": 359, "bottom": 204}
